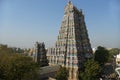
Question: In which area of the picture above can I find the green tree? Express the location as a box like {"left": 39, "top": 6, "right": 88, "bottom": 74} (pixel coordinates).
{"left": 0, "top": 53, "right": 39, "bottom": 80}
{"left": 109, "top": 48, "right": 120, "bottom": 59}
{"left": 0, "top": 45, "right": 14, "bottom": 54}
{"left": 55, "top": 67, "right": 69, "bottom": 80}
{"left": 79, "top": 60, "right": 100, "bottom": 80}
{"left": 94, "top": 46, "right": 109, "bottom": 66}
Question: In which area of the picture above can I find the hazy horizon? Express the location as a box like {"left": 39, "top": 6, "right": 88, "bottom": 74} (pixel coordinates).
{"left": 0, "top": 0, "right": 120, "bottom": 48}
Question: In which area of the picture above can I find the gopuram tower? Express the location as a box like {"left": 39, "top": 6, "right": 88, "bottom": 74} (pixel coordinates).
{"left": 47, "top": 1, "right": 93, "bottom": 80}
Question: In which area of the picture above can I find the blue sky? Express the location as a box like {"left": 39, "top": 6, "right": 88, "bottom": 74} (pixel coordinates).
{"left": 0, "top": 0, "right": 120, "bottom": 48}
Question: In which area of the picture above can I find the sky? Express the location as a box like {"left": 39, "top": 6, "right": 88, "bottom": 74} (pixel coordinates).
{"left": 0, "top": 0, "right": 120, "bottom": 48}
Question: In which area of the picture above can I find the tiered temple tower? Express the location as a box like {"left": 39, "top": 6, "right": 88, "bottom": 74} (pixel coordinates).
{"left": 34, "top": 42, "right": 48, "bottom": 67}
{"left": 48, "top": 1, "right": 93, "bottom": 80}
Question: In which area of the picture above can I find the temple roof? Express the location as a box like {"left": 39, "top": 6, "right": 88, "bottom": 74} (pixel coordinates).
{"left": 65, "top": 0, "right": 83, "bottom": 14}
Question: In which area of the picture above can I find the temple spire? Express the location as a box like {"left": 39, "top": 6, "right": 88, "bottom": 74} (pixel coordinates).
{"left": 67, "top": 0, "right": 73, "bottom": 6}
{"left": 68, "top": 0, "right": 70, "bottom": 2}
{"left": 68, "top": 0, "right": 71, "bottom": 3}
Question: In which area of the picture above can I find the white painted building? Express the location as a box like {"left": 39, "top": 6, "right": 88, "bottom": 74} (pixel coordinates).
{"left": 116, "top": 53, "right": 120, "bottom": 67}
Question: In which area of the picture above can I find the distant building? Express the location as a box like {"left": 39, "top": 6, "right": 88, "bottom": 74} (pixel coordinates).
{"left": 92, "top": 48, "right": 97, "bottom": 53}
{"left": 34, "top": 42, "right": 48, "bottom": 67}
{"left": 47, "top": 1, "right": 93, "bottom": 80}
{"left": 28, "top": 48, "right": 34, "bottom": 56}
{"left": 116, "top": 53, "right": 120, "bottom": 67}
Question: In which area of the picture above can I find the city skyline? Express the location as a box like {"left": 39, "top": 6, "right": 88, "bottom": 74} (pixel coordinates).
{"left": 0, "top": 0, "right": 120, "bottom": 48}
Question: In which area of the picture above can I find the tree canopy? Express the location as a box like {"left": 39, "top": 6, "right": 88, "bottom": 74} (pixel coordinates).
{"left": 0, "top": 53, "right": 39, "bottom": 80}
{"left": 109, "top": 48, "right": 120, "bottom": 59}
{"left": 94, "top": 46, "right": 109, "bottom": 66}
{"left": 79, "top": 60, "right": 100, "bottom": 80}
{"left": 55, "top": 67, "right": 69, "bottom": 80}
